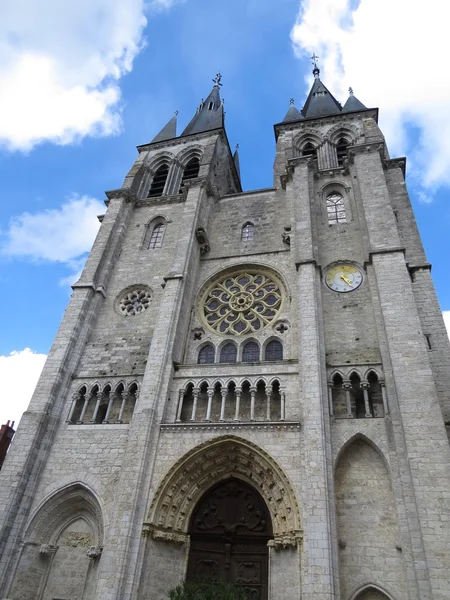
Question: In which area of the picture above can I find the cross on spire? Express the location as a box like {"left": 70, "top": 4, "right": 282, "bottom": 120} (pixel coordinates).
{"left": 212, "top": 73, "right": 222, "bottom": 87}
{"left": 310, "top": 53, "right": 320, "bottom": 78}
{"left": 290, "top": 98, "right": 295, "bottom": 105}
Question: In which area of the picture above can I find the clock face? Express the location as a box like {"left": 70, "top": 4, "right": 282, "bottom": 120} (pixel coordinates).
{"left": 325, "top": 264, "right": 363, "bottom": 293}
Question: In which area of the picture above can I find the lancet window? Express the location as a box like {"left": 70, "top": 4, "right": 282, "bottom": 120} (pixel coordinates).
{"left": 219, "top": 343, "right": 237, "bottom": 363}
{"left": 242, "top": 341, "right": 260, "bottom": 362}
{"left": 198, "top": 345, "right": 215, "bottom": 364}
{"left": 326, "top": 192, "right": 346, "bottom": 224}
{"left": 265, "top": 340, "right": 283, "bottom": 361}
{"left": 176, "top": 378, "right": 286, "bottom": 423}
{"left": 148, "top": 221, "right": 165, "bottom": 249}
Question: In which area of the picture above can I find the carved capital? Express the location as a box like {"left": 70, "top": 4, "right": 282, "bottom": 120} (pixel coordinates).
{"left": 86, "top": 545, "right": 103, "bottom": 559}
{"left": 269, "top": 530, "right": 303, "bottom": 550}
{"left": 39, "top": 544, "right": 58, "bottom": 557}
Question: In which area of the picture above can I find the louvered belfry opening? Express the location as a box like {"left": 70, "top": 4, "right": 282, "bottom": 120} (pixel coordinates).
{"left": 336, "top": 137, "right": 349, "bottom": 166}
{"left": 179, "top": 157, "right": 200, "bottom": 193}
{"left": 148, "top": 164, "right": 169, "bottom": 197}
{"left": 302, "top": 142, "right": 317, "bottom": 160}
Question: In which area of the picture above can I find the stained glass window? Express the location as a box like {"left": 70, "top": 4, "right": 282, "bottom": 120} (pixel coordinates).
{"left": 242, "top": 342, "right": 260, "bottom": 362}
{"left": 219, "top": 343, "right": 237, "bottom": 363}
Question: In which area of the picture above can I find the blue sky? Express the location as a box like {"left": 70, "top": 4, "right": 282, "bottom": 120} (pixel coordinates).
{"left": 1, "top": 0, "right": 449, "bottom": 426}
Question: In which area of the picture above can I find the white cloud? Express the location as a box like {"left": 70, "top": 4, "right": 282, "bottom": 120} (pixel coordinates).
{"left": 1, "top": 195, "right": 103, "bottom": 282}
{"left": 0, "top": 349, "right": 47, "bottom": 428}
{"left": 291, "top": 0, "right": 450, "bottom": 198}
{"left": 443, "top": 311, "right": 450, "bottom": 340}
{"left": 0, "top": 0, "right": 147, "bottom": 150}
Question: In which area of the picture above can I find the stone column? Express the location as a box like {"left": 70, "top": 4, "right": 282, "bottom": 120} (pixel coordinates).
{"left": 234, "top": 388, "right": 241, "bottom": 421}
{"left": 380, "top": 381, "right": 389, "bottom": 416}
{"left": 103, "top": 391, "right": 115, "bottom": 424}
{"left": 175, "top": 389, "right": 184, "bottom": 423}
{"left": 90, "top": 391, "right": 102, "bottom": 424}
{"left": 117, "top": 391, "right": 128, "bottom": 424}
{"left": 249, "top": 386, "right": 256, "bottom": 421}
{"left": 205, "top": 387, "right": 213, "bottom": 422}
{"left": 77, "top": 392, "right": 92, "bottom": 424}
{"left": 66, "top": 391, "right": 80, "bottom": 423}
{"left": 343, "top": 381, "right": 353, "bottom": 418}
{"left": 219, "top": 388, "right": 227, "bottom": 422}
{"left": 190, "top": 388, "right": 200, "bottom": 422}
{"left": 361, "top": 382, "right": 372, "bottom": 418}
{"left": 327, "top": 383, "right": 334, "bottom": 418}
{"left": 280, "top": 390, "right": 286, "bottom": 422}
{"left": 266, "top": 389, "right": 272, "bottom": 421}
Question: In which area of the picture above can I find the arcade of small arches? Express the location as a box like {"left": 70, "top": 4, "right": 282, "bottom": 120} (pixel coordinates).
{"left": 295, "top": 127, "right": 358, "bottom": 171}
{"left": 198, "top": 338, "right": 283, "bottom": 364}
{"left": 328, "top": 369, "right": 388, "bottom": 419}
{"left": 66, "top": 381, "right": 139, "bottom": 425}
{"left": 175, "top": 378, "right": 286, "bottom": 423}
{"left": 141, "top": 151, "right": 202, "bottom": 199}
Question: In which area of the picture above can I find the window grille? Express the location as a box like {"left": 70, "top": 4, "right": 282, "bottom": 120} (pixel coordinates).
{"left": 148, "top": 164, "right": 169, "bottom": 197}
{"left": 219, "top": 343, "right": 237, "bottom": 363}
{"left": 265, "top": 340, "right": 283, "bottom": 361}
{"left": 242, "top": 342, "right": 260, "bottom": 362}
{"left": 148, "top": 222, "right": 165, "bottom": 249}
{"left": 198, "top": 345, "right": 215, "bottom": 364}
{"left": 326, "top": 192, "right": 346, "bottom": 224}
{"left": 241, "top": 222, "right": 254, "bottom": 242}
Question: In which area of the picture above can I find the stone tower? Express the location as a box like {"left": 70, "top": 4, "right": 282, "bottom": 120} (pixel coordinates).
{"left": 1, "top": 66, "right": 450, "bottom": 600}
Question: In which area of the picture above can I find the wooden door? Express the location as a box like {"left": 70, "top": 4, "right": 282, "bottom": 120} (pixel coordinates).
{"left": 187, "top": 479, "right": 272, "bottom": 600}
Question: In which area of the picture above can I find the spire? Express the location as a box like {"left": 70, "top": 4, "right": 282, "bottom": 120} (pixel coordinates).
{"left": 301, "top": 55, "right": 342, "bottom": 118}
{"left": 342, "top": 87, "right": 367, "bottom": 113}
{"left": 181, "top": 73, "right": 225, "bottom": 136}
{"left": 233, "top": 143, "right": 241, "bottom": 179}
{"left": 151, "top": 111, "right": 178, "bottom": 143}
{"left": 282, "top": 98, "right": 303, "bottom": 123}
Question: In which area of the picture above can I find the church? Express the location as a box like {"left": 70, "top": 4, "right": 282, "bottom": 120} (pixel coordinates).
{"left": 1, "top": 61, "right": 450, "bottom": 600}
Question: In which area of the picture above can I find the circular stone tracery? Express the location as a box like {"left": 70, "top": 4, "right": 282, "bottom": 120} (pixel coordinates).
{"left": 201, "top": 270, "right": 284, "bottom": 335}
{"left": 119, "top": 288, "right": 152, "bottom": 316}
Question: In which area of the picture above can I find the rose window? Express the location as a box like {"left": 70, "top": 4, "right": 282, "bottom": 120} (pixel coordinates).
{"left": 202, "top": 271, "right": 283, "bottom": 335}
{"left": 119, "top": 289, "right": 152, "bottom": 316}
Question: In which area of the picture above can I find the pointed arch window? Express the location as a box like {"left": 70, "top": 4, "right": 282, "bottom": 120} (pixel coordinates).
{"left": 326, "top": 192, "right": 346, "bottom": 224}
{"left": 148, "top": 163, "right": 169, "bottom": 197}
{"left": 148, "top": 221, "right": 166, "bottom": 249}
{"left": 301, "top": 142, "right": 317, "bottom": 160}
{"left": 265, "top": 340, "right": 283, "bottom": 361}
{"left": 241, "top": 222, "right": 254, "bottom": 242}
{"left": 179, "top": 157, "right": 200, "bottom": 193}
{"left": 336, "top": 137, "right": 349, "bottom": 166}
{"left": 242, "top": 341, "right": 260, "bottom": 362}
{"left": 198, "top": 345, "right": 215, "bottom": 364}
{"left": 219, "top": 343, "right": 237, "bottom": 363}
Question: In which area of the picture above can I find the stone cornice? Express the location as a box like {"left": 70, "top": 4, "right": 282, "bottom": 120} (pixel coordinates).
{"left": 384, "top": 157, "right": 407, "bottom": 178}
{"left": 135, "top": 194, "right": 185, "bottom": 208}
{"left": 104, "top": 188, "right": 137, "bottom": 203}
{"left": 347, "top": 142, "right": 385, "bottom": 162}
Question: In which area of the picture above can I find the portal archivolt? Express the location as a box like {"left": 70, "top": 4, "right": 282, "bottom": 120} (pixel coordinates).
{"left": 145, "top": 436, "right": 301, "bottom": 548}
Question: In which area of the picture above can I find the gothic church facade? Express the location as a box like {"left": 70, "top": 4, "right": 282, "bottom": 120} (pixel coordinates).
{"left": 1, "top": 66, "right": 450, "bottom": 600}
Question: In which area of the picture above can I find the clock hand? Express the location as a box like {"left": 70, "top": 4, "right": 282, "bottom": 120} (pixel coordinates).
{"left": 340, "top": 275, "right": 351, "bottom": 286}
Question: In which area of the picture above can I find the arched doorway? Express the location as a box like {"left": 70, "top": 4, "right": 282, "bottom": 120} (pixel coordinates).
{"left": 187, "top": 478, "right": 273, "bottom": 599}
